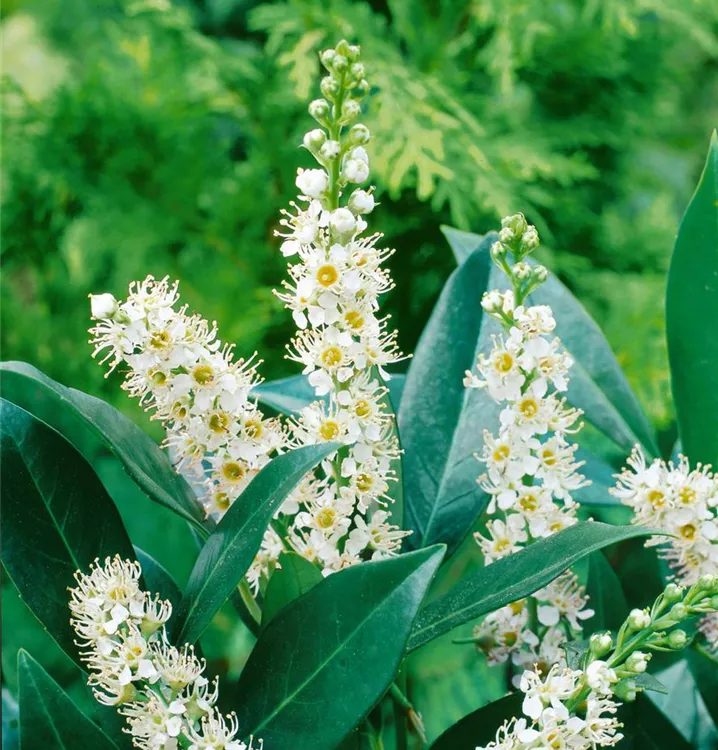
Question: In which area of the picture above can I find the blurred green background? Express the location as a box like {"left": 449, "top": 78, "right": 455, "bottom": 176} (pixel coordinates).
{"left": 2, "top": 0, "right": 718, "bottom": 738}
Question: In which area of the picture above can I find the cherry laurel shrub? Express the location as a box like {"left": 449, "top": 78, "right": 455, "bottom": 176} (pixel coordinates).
{"left": 2, "top": 40, "right": 717, "bottom": 750}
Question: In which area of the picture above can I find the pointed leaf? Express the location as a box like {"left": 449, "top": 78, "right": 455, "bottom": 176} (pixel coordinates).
{"left": 261, "top": 552, "right": 323, "bottom": 629}
{"left": 1, "top": 399, "right": 135, "bottom": 666}
{"left": 234, "top": 545, "right": 445, "bottom": 750}
{"left": 407, "top": 522, "right": 662, "bottom": 652}
{"left": 174, "top": 443, "right": 339, "bottom": 644}
{"left": 666, "top": 131, "right": 718, "bottom": 467}
{"left": 620, "top": 694, "right": 693, "bottom": 749}
{"left": 18, "top": 650, "right": 118, "bottom": 750}
{"left": 399, "top": 240, "right": 495, "bottom": 552}
{"left": 429, "top": 692, "right": 522, "bottom": 750}
{"left": 0, "top": 362, "right": 205, "bottom": 531}
{"left": 688, "top": 645, "right": 718, "bottom": 729}
{"left": 585, "top": 551, "right": 627, "bottom": 632}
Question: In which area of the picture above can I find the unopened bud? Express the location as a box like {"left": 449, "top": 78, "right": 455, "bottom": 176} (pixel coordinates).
{"left": 697, "top": 574, "right": 718, "bottom": 591}
{"left": 335, "top": 39, "right": 352, "bottom": 58}
{"left": 663, "top": 583, "right": 683, "bottom": 603}
{"left": 614, "top": 679, "right": 637, "bottom": 702}
{"left": 319, "top": 140, "right": 341, "bottom": 161}
{"left": 625, "top": 651, "right": 649, "bottom": 674}
{"left": 481, "top": 290, "right": 503, "bottom": 313}
{"left": 348, "top": 124, "right": 371, "bottom": 145}
{"left": 308, "top": 99, "right": 330, "bottom": 122}
{"left": 349, "top": 62, "right": 365, "bottom": 80}
{"left": 710, "top": 595, "right": 718, "bottom": 610}
{"left": 354, "top": 79, "right": 370, "bottom": 97}
{"left": 330, "top": 208, "right": 356, "bottom": 237}
{"left": 627, "top": 608, "right": 651, "bottom": 631}
{"left": 667, "top": 629, "right": 688, "bottom": 649}
{"left": 348, "top": 189, "right": 375, "bottom": 215}
{"left": 320, "top": 76, "right": 340, "bottom": 100}
{"left": 320, "top": 48, "right": 336, "bottom": 70}
{"left": 303, "top": 128, "right": 327, "bottom": 151}
{"left": 340, "top": 99, "right": 361, "bottom": 123}
{"left": 501, "top": 212, "right": 528, "bottom": 237}
{"left": 498, "top": 227, "right": 514, "bottom": 244}
{"left": 90, "top": 293, "right": 119, "bottom": 320}
{"left": 589, "top": 632, "right": 613, "bottom": 657}
{"left": 521, "top": 226, "right": 540, "bottom": 251}
{"left": 533, "top": 265, "right": 548, "bottom": 282}
{"left": 332, "top": 54, "right": 348, "bottom": 72}
{"left": 490, "top": 241, "right": 507, "bottom": 258}
{"left": 513, "top": 262, "right": 531, "bottom": 280}
{"left": 669, "top": 603, "right": 688, "bottom": 622}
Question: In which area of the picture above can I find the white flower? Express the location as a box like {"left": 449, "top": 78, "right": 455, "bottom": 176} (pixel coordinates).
{"left": 89, "top": 293, "right": 119, "bottom": 320}
{"left": 296, "top": 167, "right": 329, "bottom": 198}
{"left": 584, "top": 660, "right": 618, "bottom": 696}
{"left": 520, "top": 665, "right": 578, "bottom": 721}
{"left": 330, "top": 207, "right": 356, "bottom": 235}
{"left": 348, "top": 189, "right": 375, "bottom": 214}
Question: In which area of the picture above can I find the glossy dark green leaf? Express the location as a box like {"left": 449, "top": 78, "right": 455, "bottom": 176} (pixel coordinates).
{"left": 561, "top": 639, "right": 590, "bottom": 670}
{"left": 441, "top": 227, "right": 658, "bottom": 457}
{"left": 688, "top": 645, "right": 718, "bottom": 729}
{"left": 585, "top": 551, "right": 627, "bottom": 632}
{"left": 1, "top": 399, "right": 135, "bottom": 666}
{"left": 261, "top": 552, "right": 323, "bottom": 629}
{"left": 399, "top": 240, "right": 496, "bottom": 553}
{"left": 619, "top": 694, "right": 693, "bottom": 749}
{"left": 573, "top": 449, "right": 622, "bottom": 507}
{"left": 235, "top": 545, "right": 445, "bottom": 749}
{"left": 133, "top": 546, "right": 183, "bottom": 641}
{"left": 174, "top": 443, "right": 339, "bottom": 644}
{"left": 2, "top": 688, "right": 19, "bottom": 750}
{"left": 429, "top": 692, "right": 522, "bottom": 750}
{"left": 18, "top": 650, "right": 118, "bottom": 750}
{"left": 634, "top": 672, "right": 669, "bottom": 696}
{"left": 0, "top": 362, "right": 205, "bottom": 531}
{"left": 407, "top": 522, "right": 661, "bottom": 652}
{"left": 666, "top": 131, "right": 718, "bottom": 467}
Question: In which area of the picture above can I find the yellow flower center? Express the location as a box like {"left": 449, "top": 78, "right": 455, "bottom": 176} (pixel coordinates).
{"left": 355, "top": 473, "right": 373, "bottom": 493}
{"left": 208, "top": 412, "right": 229, "bottom": 434}
{"left": 493, "top": 444, "right": 510, "bottom": 462}
{"left": 679, "top": 487, "right": 696, "bottom": 505}
{"left": 542, "top": 448, "right": 557, "bottom": 466}
{"left": 519, "top": 397, "right": 538, "bottom": 419}
{"left": 647, "top": 489, "right": 666, "bottom": 508}
{"left": 245, "top": 419, "right": 263, "bottom": 439}
{"left": 149, "top": 368, "right": 167, "bottom": 386}
{"left": 192, "top": 364, "right": 215, "bottom": 385}
{"left": 319, "top": 419, "right": 341, "bottom": 441}
{"left": 679, "top": 523, "right": 697, "bottom": 540}
{"left": 354, "top": 399, "right": 371, "bottom": 418}
{"left": 344, "top": 310, "right": 365, "bottom": 330}
{"left": 519, "top": 493, "right": 539, "bottom": 512}
{"left": 509, "top": 601, "right": 524, "bottom": 615}
{"left": 321, "top": 346, "right": 343, "bottom": 367}
{"left": 495, "top": 352, "right": 514, "bottom": 373}
{"left": 149, "top": 330, "right": 171, "bottom": 349}
{"left": 316, "top": 264, "right": 339, "bottom": 287}
{"left": 171, "top": 402, "right": 188, "bottom": 420}
{"left": 215, "top": 493, "right": 231, "bottom": 511}
{"left": 494, "top": 538, "right": 511, "bottom": 552}
{"left": 503, "top": 630, "right": 518, "bottom": 647}
{"left": 316, "top": 508, "right": 336, "bottom": 529}
{"left": 222, "top": 462, "right": 246, "bottom": 483}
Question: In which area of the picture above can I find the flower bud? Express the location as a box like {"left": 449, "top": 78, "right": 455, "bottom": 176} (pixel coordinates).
{"left": 348, "top": 189, "right": 375, "bottom": 215}
{"left": 349, "top": 62, "right": 365, "bottom": 80}
{"left": 589, "top": 632, "right": 613, "bottom": 658}
{"left": 666, "top": 629, "right": 688, "bottom": 649}
{"left": 625, "top": 651, "right": 649, "bottom": 673}
{"left": 348, "top": 124, "right": 371, "bottom": 145}
{"left": 319, "top": 140, "right": 341, "bottom": 161}
{"left": 320, "top": 48, "right": 336, "bottom": 70}
{"left": 354, "top": 79, "right": 370, "bottom": 97}
{"left": 498, "top": 227, "right": 514, "bottom": 244}
{"left": 521, "top": 226, "right": 540, "bottom": 252}
{"left": 303, "top": 128, "right": 327, "bottom": 152}
{"left": 533, "top": 265, "right": 548, "bottom": 282}
{"left": 309, "top": 99, "right": 330, "bottom": 122}
{"left": 490, "top": 241, "right": 507, "bottom": 258}
{"left": 501, "top": 213, "right": 528, "bottom": 237}
{"left": 330, "top": 208, "right": 356, "bottom": 237}
{"left": 481, "top": 290, "right": 502, "bottom": 313}
{"left": 669, "top": 603, "right": 688, "bottom": 622}
{"left": 663, "top": 583, "right": 683, "bottom": 603}
{"left": 697, "top": 574, "right": 718, "bottom": 591}
{"left": 627, "top": 608, "right": 651, "bottom": 631}
{"left": 320, "top": 76, "right": 340, "bottom": 100}
{"left": 340, "top": 99, "right": 361, "bottom": 123}
{"left": 512, "top": 262, "right": 531, "bottom": 281}
{"left": 335, "top": 39, "right": 352, "bottom": 58}
{"left": 90, "top": 293, "right": 119, "bottom": 320}
{"left": 614, "top": 678, "right": 637, "bottom": 702}
{"left": 332, "top": 54, "right": 348, "bottom": 72}
{"left": 710, "top": 595, "right": 718, "bottom": 610}
{"left": 295, "top": 168, "right": 328, "bottom": 199}
{"left": 342, "top": 156, "right": 369, "bottom": 184}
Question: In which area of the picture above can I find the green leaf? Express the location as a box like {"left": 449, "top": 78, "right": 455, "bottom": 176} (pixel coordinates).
{"left": 234, "top": 545, "right": 446, "bottom": 749}
{"left": 261, "top": 552, "right": 323, "bottom": 630}
{"left": 634, "top": 672, "right": 669, "bottom": 696}
{"left": 407, "top": 522, "right": 661, "bottom": 652}
{"left": 2, "top": 688, "right": 19, "bottom": 750}
{"left": 429, "top": 692, "right": 522, "bottom": 750}
{"left": 620, "top": 694, "right": 693, "bottom": 749}
{"left": 585, "top": 551, "right": 628, "bottom": 632}
{"left": 174, "top": 443, "right": 339, "bottom": 645}
{"left": 440, "top": 227, "right": 658, "bottom": 457}
{"left": 1, "top": 399, "right": 135, "bottom": 667}
{"left": 561, "top": 639, "right": 591, "bottom": 670}
{"left": 689, "top": 645, "right": 718, "bottom": 728}
{"left": 18, "top": 650, "right": 118, "bottom": 750}
{"left": 0, "top": 362, "right": 205, "bottom": 531}
{"left": 573, "top": 449, "right": 623, "bottom": 507}
{"left": 399, "top": 240, "right": 496, "bottom": 553}
{"left": 133, "top": 546, "right": 182, "bottom": 641}
{"left": 252, "top": 372, "right": 406, "bottom": 415}
{"left": 666, "top": 131, "right": 718, "bottom": 467}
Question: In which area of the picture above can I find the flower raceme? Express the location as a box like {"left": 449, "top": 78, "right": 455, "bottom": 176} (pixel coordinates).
{"left": 464, "top": 215, "right": 594, "bottom": 674}
{"left": 69, "top": 556, "right": 259, "bottom": 750}
{"left": 477, "top": 577, "right": 718, "bottom": 750}
{"left": 89, "top": 277, "right": 284, "bottom": 519}
{"left": 612, "top": 448, "right": 718, "bottom": 653}
{"left": 272, "top": 39, "right": 409, "bottom": 574}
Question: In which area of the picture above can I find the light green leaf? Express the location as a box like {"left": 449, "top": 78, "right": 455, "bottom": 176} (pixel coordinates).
{"left": 261, "top": 552, "right": 323, "bottom": 629}
{"left": 234, "top": 545, "right": 445, "bottom": 749}
{"left": 407, "top": 522, "right": 662, "bottom": 652}
{"left": 18, "top": 650, "right": 118, "bottom": 750}
{"left": 173, "top": 443, "right": 339, "bottom": 645}
{"left": 666, "top": 131, "right": 718, "bottom": 467}
{"left": 1, "top": 399, "right": 135, "bottom": 667}
{"left": 0, "top": 362, "right": 205, "bottom": 531}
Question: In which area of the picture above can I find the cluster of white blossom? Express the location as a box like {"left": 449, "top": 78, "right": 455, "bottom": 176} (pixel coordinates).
{"left": 273, "top": 40, "right": 409, "bottom": 574}
{"left": 69, "top": 556, "right": 259, "bottom": 750}
{"left": 89, "top": 278, "right": 284, "bottom": 519}
{"left": 466, "top": 215, "right": 594, "bottom": 669}
{"left": 612, "top": 448, "right": 718, "bottom": 652}
{"left": 478, "top": 576, "right": 718, "bottom": 750}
